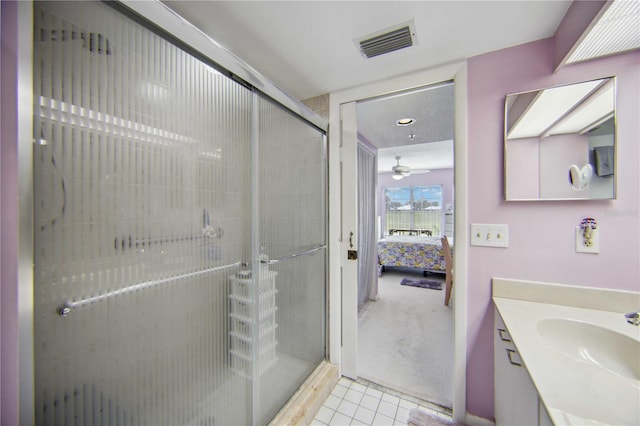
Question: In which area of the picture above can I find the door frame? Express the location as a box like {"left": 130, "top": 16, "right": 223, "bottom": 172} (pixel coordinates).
{"left": 328, "top": 61, "right": 469, "bottom": 423}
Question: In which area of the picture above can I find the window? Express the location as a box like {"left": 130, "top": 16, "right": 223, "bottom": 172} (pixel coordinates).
{"left": 384, "top": 185, "right": 443, "bottom": 235}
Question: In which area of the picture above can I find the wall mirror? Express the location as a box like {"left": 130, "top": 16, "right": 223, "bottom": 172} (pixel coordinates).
{"left": 504, "top": 77, "right": 616, "bottom": 201}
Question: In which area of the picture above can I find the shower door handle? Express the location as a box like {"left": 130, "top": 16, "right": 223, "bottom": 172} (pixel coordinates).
{"left": 260, "top": 244, "right": 327, "bottom": 264}
{"left": 56, "top": 261, "right": 242, "bottom": 317}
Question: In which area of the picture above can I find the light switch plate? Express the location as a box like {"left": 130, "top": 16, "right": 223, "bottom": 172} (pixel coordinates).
{"left": 471, "top": 223, "right": 509, "bottom": 248}
{"left": 575, "top": 226, "right": 599, "bottom": 254}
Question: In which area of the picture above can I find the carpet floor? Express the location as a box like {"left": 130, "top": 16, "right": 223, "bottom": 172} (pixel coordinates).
{"left": 357, "top": 267, "right": 453, "bottom": 408}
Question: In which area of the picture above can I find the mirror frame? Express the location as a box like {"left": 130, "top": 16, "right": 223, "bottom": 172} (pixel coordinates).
{"left": 504, "top": 77, "right": 617, "bottom": 201}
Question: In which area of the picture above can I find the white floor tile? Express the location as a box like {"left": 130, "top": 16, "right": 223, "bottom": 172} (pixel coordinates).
{"left": 330, "top": 411, "right": 354, "bottom": 426}
{"left": 350, "top": 382, "right": 368, "bottom": 393}
{"left": 337, "top": 399, "right": 359, "bottom": 418}
{"left": 338, "top": 377, "right": 353, "bottom": 387}
{"left": 380, "top": 393, "right": 400, "bottom": 405}
{"left": 316, "top": 406, "right": 336, "bottom": 424}
{"left": 318, "top": 379, "right": 453, "bottom": 426}
{"left": 395, "top": 406, "right": 411, "bottom": 423}
{"left": 331, "top": 384, "right": 349, "bottom": 398}
{"left": 354, "top": 405, "right": 375, "bottom": 424}
{"left": 324, "top": 394, "right": 342, "bottom": 410}
{"left": 360, "top": 394, "right": 381, "bottom": 411}
{"left": 372, "top": 412, "right": 395, "bottom": 426}
{"left": 376, "top": 400, "right": 398, "bottom": 419}
{"left": 343, "top": 389, "right": 364, "bottom": 405}
{"left": 364, "top": 387, "right": 383, "bottom": 399}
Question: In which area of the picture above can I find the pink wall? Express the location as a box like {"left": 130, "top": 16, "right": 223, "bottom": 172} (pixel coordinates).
{"left": 466, "top": 38, "right": 640, "bottom": 419}
{"left": 505, "top": 137, "right": 539, "bottom": 199}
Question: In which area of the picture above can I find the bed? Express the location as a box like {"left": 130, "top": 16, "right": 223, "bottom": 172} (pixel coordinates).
{"left": 377, "top": 234, "right": 452, "bottom": 275}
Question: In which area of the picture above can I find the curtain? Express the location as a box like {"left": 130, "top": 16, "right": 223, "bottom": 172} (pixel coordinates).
{"left": 357, "top": 142, "right": 378, "bottom": 310}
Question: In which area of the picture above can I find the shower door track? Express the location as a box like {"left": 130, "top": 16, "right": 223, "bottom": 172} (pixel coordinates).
{"left": 56, "top": 261, "right": 242, "bottom": 316}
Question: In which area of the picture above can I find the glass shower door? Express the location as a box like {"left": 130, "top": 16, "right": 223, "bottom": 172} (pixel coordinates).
{"left": 33, "top": 1, "right": 253, "bottom": 424}
{"left": 254, "top": 94, "right": 327, "bottom": 424}
{"left": 32, "top": 2, "right": 327, "bottom": 425}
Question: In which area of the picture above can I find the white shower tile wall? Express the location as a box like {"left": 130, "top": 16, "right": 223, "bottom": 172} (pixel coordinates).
{"left": 312, "top": 378, "right": 453, "bottom": 426}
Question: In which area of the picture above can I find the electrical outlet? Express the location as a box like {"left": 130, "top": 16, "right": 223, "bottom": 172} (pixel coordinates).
{"left": 470, "top": 223, "right": 509, "bottom": 248}
{"left": 575, "top": 226, "right": 599, "bottom": 254}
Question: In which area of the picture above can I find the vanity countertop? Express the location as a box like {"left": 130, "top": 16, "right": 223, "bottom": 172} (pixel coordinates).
{"left": 492, "top": 278, "right": 640, "bottom": 426}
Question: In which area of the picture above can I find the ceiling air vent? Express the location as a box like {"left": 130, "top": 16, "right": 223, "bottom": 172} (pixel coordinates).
{"left": 356, "top": 21, "right": 417, "bottom": 59}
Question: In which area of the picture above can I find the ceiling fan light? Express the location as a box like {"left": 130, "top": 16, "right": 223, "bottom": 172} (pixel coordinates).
{"left": 391, "top": 155, "right": 411, "bottom": 178}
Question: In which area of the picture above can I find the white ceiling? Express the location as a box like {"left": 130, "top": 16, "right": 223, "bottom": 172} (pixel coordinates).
{"left": 357, "top": 82, "right": 454, "bottom": 172}
{"left": 162, "top": 1, "right": 573, "bottom": 100}
{"left": 161, "top": 0, "right": 573, "bottom": 173}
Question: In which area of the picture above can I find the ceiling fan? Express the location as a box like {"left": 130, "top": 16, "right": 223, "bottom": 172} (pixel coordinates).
{"left": 391, "top": 156, "right": 411, "bottom": 180}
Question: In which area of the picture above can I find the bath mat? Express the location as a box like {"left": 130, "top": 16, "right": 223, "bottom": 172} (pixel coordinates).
{"left": 400, "top": 278, "right": 442, "bottom": 290}
{"left": 407, "top": 408, "right": 456, "bottom": 426}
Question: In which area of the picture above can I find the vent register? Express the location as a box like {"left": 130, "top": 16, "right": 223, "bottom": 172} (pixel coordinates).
{"left": 357, "top": 23, "right": 416, "bottom": 58}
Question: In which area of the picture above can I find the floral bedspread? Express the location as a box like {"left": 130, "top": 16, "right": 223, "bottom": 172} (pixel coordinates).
{"left": 377, "top": 236, "right": 450, "bottom": 272}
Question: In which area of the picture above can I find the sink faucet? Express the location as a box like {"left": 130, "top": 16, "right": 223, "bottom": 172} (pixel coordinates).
{"left": 624, "top": 311, "right": 640, "bottom": 326}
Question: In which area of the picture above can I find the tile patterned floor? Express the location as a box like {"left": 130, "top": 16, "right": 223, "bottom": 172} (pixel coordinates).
{"left": 312, "top": 377, "right": 453, "bottom": 426}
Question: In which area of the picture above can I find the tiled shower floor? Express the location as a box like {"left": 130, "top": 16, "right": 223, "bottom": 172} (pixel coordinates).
{"left": 311, "top": 377, "right": 453, "bottom": 426}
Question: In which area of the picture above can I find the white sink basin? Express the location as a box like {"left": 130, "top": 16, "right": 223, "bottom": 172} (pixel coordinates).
{"left": 537, "top": 318, "right": 640, "bottom": 380}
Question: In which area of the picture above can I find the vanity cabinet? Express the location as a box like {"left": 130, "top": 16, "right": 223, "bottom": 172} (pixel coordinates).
{"left": 494, "top": 309, "right": 540, "bottom": 425}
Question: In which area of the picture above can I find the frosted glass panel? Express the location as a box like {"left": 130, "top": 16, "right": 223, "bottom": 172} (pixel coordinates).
{"left": 33, "top": 2, "right": 327, "bottom": 425}
{"left": 33, "top": 1, "right": 252, "bottom": 425}
{"left": 257, "top": 94, "right": 327, "bottom": 424}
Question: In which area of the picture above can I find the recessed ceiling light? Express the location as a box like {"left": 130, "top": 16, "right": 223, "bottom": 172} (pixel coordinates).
{"left": 396, "top": 118, "right": 415, "bottom": 126}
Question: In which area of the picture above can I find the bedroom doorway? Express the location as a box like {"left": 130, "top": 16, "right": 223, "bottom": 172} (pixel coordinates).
{"left": 354, "top": 82, "right": 455, "bottom": 408}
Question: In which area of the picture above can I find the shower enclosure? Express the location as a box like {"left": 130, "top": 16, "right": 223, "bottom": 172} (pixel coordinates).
{"left": 31, "top": 1, "right": 327, "bottom": 425}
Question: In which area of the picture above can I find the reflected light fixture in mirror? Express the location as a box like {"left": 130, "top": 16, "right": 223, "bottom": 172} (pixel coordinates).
{"left": 504, "top": 77, "right": 616, "bottom": 201}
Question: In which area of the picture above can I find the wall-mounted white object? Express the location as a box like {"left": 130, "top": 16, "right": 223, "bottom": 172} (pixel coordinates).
{"left": 471, "top": 223, "right": 509, "bottom": 248}
{"left": 568, "top": 163, "right": 593, "bottom": 191}
{"left": 576, "top": 217, "right": 599, "bottom": 253}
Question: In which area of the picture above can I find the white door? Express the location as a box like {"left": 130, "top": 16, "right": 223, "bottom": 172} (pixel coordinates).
{"left": 340, "top": 101, "right": 359, "bottom": 378}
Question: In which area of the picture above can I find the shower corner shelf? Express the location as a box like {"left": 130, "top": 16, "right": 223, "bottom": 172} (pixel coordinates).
{"left": 229, "top": 270, "right": 278, "bottom": 379}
